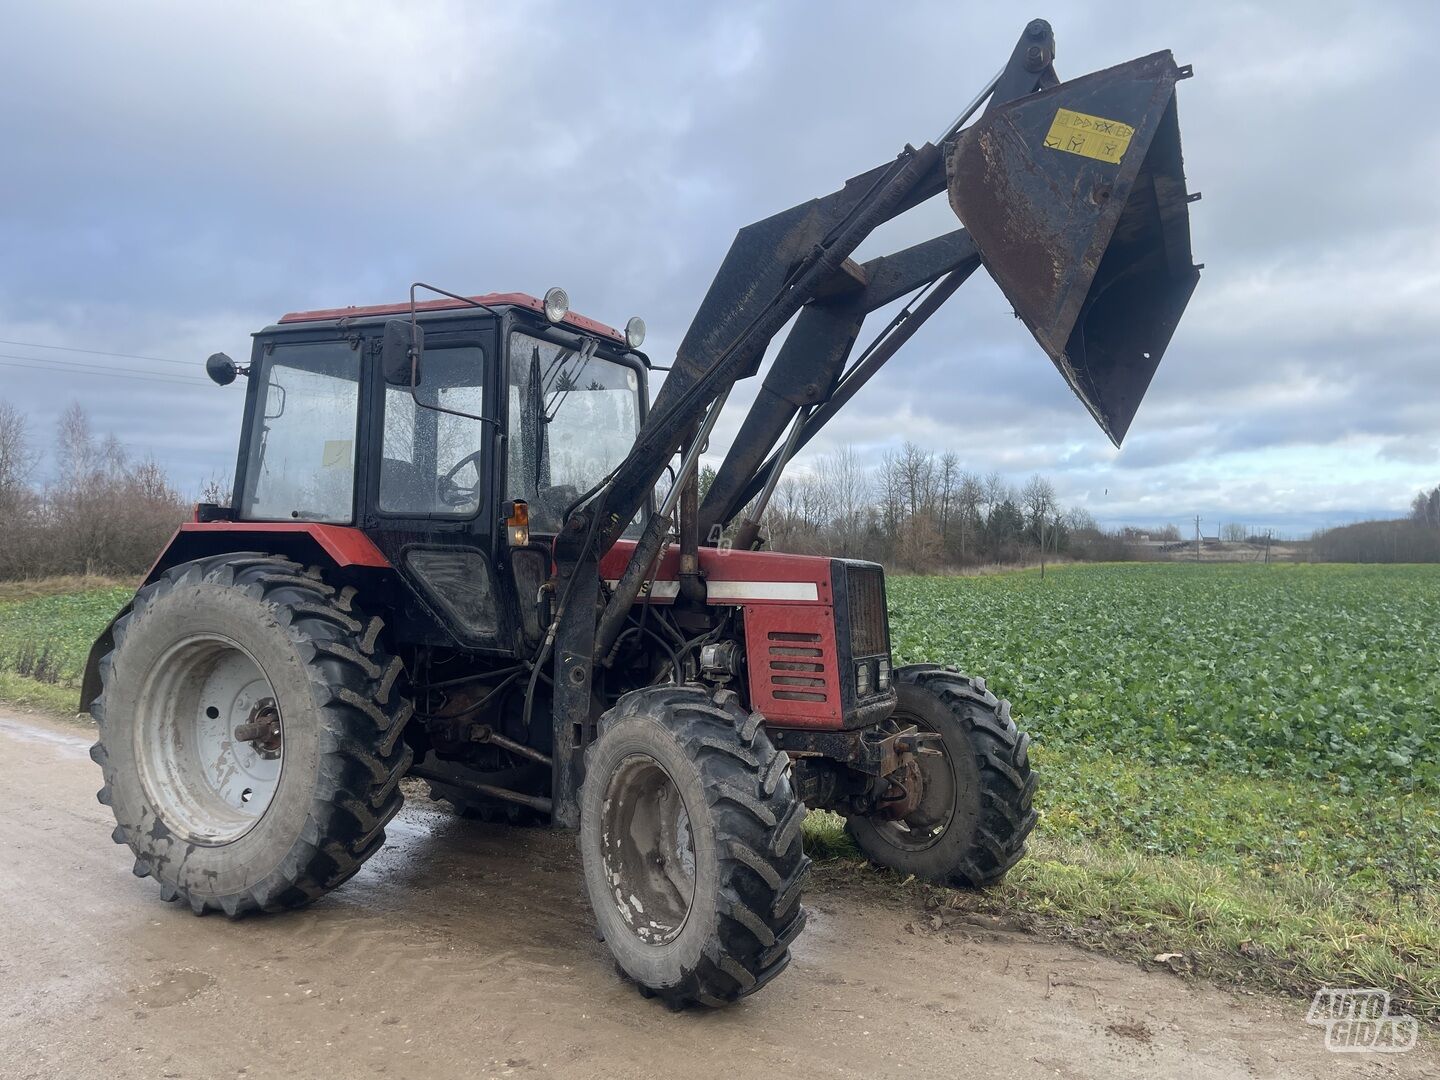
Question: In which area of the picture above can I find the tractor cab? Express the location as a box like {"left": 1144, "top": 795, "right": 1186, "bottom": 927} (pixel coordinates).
{"left": 211, "top": 291, "right": 650, "bottom": 653}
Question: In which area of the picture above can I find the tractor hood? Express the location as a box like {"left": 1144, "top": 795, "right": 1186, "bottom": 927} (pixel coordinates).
{"left": 947, "top": 50, "right": 1201, "bottom": 445}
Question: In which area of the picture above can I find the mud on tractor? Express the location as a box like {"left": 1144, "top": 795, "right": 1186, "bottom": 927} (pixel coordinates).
{"left": 85, "top": 20, "right": 1200, "bottom": 1007}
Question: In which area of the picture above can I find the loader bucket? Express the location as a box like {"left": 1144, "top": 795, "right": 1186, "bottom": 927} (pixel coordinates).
{"left": 948, "top": 50, "right": 1201, "bottom": 445}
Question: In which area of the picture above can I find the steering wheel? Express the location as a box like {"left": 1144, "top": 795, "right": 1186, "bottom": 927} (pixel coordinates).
{"left": 438, "top": 450, "right": 486, "bottom": 508}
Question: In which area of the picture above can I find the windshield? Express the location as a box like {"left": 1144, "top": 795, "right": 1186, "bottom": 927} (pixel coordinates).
{"left": 240, "top": 340, "right": 360, "bottom": 522}
{"left": 507, "top": 331, "right": 641, "bottom": 531}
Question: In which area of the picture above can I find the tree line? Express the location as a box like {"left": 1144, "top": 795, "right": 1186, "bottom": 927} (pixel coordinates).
{"left": 724, "top": 442, "right": 1124, "bottom": 572}
{"left": 4, "top": 407, "right": 1113, "bottom": 582}
{"left": 8, "top": 400, "right": 1432, "bottom": 581}
{"left": 1306, "top": 482, "right": 1440, "bottom": 564}
{"left": 0, "top": 401, "right": 192, "bottom": 579}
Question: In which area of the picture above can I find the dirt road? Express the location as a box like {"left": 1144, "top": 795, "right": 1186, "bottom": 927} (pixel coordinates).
{"left": 1, "top": 709, "right": 1430, "bottom": 1079}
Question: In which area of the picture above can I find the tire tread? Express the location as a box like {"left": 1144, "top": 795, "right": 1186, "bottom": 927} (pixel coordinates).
{"left": 90, "top": 554, "right": 413, "bottom": 917}
{"left": 585, "top": 685, "right": 810, "bottom": 1009}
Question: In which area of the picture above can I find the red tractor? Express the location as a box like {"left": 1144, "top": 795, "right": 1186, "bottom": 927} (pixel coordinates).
{"left": 85, "top": 20, "right": 1199, "bottom": 1007}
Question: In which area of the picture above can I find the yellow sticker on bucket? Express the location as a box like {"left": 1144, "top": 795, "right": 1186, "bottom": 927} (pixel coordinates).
{"left": 1043, "top": 108, "right": 1135, "bottom": 164}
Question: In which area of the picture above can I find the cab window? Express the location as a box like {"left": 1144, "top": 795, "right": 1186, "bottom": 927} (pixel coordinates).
{"left": 379, "top": 345, "right": 486, "bottom": 516}
{"left": 240, "top": 341, "right": 360, "bottom": 523}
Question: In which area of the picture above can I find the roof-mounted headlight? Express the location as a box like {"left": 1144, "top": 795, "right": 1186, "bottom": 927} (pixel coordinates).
{"left": 543, "top": 287, "right": 569, "bottom": 324}
{"left": 625, "top": 316, "right": 646, "bottom": 349}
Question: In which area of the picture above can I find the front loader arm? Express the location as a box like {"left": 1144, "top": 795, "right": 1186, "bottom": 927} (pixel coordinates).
{"left": 591, "top": 143, "right": 951, "bottom": 551}
{"left": 545, "top": 17, "right": 1202, "bottom": 826}
{"left": 698, "top": 227, "right": 983, "bottom": 538}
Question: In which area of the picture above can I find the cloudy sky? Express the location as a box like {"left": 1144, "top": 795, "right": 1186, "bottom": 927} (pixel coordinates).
{"left": 1, "top": 0, "right": 1435, "bottom": 535}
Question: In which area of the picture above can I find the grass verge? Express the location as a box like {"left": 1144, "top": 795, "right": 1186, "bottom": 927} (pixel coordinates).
{"left": 0, "top": 583, "right": 134, "bottom": 714}
{"left": 803, "top": 745, "right": 1440, "bottom": 1023}
{"left": 0, "top": 669, "right": 86, "bottom": 715}
{"left": 0, "top": 574, "right": 131, "bottom": 604}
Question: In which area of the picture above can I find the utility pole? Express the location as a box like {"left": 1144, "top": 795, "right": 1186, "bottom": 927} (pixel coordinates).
{"left": 1195, "top": 515, "right": 1202, "bottom": 563}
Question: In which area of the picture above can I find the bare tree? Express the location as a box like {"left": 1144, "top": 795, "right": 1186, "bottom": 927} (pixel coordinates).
{"left": 1412, "top": 487, "right": 1440, "bottom": 527}
{"left": 893, "top": 443, "right": 941, "bottom": 569}
{"left": 981, "top": 470, "right": 1007, "bottom": 520}
{"left": 744, "top": 440, "right": 1095, "bottom": 572}
{"left": 1316, "top": 518, "right": 1440, "bottom": 562}
{"left": 936, "top": 451, "right": 958, "bottom": 544}
{"left": 0, "top": 402, "right": 36, "bottom": 509}
{"left": 817, "top": 445, "right": 869, "bottom": 557}
{"left": 0, "top": 403, "right": 39, "bottom": 578}
{"left": 765, "top": 473, "right": 829, "bottom": 554}
{"left": 198, "top": 473, "right": 233, "bottom": 507}
{"left": 1020, "top": 475, "right": 1057, "bottom": 576}
{"left": 38, "top": 402, "right": 189, "bottom": 577}
{"left": 1020, "top": 475, "right": 1057, "bottom": 538}
{"left": 954, "top": 469, "right": 982, "bottom": 564}
{"left": 897, "top": 443, "right": 935, "bottom": 520}
{"left": 879, "top": 450, "right": 904, "bottom": 538}
{"left": 55, "top": 401, "right": 97, "bottom": 491}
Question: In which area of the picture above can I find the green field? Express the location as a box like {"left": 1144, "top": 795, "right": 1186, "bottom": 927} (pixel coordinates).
{"left": 0, "top": 581, "right": 133, "bottom": 712}
{"left": 0, "top": 563, "right": 1435, "bottom": 1017}
{"left": 889, "top": 564, "right": 1439, "bottom": 879}
{"left": 880, "top": 563, "right": 1439, "bottom": 1018}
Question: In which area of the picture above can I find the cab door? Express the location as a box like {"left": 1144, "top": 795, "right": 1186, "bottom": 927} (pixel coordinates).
{"left": 360, "top": 321, "right": 515, "bottom": 653}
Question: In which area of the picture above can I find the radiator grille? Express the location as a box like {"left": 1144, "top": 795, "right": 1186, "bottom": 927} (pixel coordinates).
{"left": 846, "top": 565, "right": 888, "bottom": 656}
{"left": 766, "top": 631, "right": 827, "bottom": 703}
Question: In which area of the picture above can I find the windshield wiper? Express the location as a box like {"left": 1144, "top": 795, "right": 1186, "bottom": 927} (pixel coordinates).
{"left": 545, "top": 338, "right": 599, "bottom": 423}
{"left": 539, "top": 346, "right": 575, "bottom": 395}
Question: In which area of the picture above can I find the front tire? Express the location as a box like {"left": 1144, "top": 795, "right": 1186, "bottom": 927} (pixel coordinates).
{"left": 579, "top": 686, "right": 810, "bottom": 1008}
{"left": 90, "top": 554, "right": 414, "bottom": 916}
{"left": 846, "top": 665, "right": 1037, "bottom": 888}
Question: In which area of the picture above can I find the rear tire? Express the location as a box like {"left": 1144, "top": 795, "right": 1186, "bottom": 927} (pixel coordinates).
{"left": 90, "top": 554, "right": 413, "bottom": 916}
{"left": 579, "top": 686, "right": 810, "bottom": 1008}
{"left": 846, "top": 664, "right": 1037, "bottom": 888}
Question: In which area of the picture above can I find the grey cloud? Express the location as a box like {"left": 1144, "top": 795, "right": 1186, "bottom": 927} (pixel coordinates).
{"left": 0, "top": 0, "right": 1436, "bottom": 527}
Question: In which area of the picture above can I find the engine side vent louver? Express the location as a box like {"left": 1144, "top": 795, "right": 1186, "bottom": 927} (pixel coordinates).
{"left": 766, "top": 630, "right": 827, "bottom": 703}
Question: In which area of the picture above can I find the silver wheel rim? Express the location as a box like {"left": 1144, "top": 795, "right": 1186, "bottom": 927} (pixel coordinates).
{"left": 600, "top": 755, "right": 695, "bottom": 946}
{"left": 135, "top": 634, "right": 284, "bottom": 845}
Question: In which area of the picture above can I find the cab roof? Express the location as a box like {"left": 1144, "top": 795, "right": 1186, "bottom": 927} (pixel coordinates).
{"left": 276, "top": 291, "right": 626, "bottom": 345}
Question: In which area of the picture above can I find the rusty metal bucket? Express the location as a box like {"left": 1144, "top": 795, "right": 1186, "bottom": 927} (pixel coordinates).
{"left": 948, "top": 50, "right": 1201, "bottom": 445}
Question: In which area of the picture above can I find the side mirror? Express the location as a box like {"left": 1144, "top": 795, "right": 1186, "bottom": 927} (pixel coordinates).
{"left": 382, "top": 319, "right": 423, "bottom": 385}
{"left": 206, "top": 352, "right": 238, "bottom": 386}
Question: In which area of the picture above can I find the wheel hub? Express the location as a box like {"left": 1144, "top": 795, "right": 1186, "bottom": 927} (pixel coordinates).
{"left": 136, "top": 635, "right": 284, "bottom": 844}
{"left": 876, "top": 756, "right": 926, "bottom": 820}
{"left": 233, "top": 699, "right": 282, "bottom": 758}
{"left": 867, "top": 716, "right": 955, "bottom": 849}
